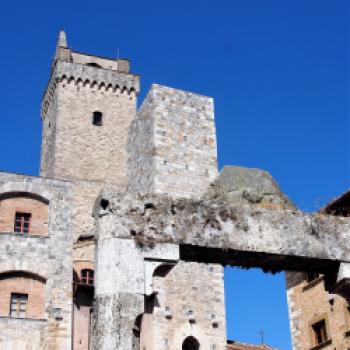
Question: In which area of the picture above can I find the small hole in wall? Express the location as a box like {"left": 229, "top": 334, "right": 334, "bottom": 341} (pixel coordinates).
{"left": 163, "top": 160, "right": 167, "bottom": 166}
{"left": 100, "top": 199, "right": 109, "bottom": 210}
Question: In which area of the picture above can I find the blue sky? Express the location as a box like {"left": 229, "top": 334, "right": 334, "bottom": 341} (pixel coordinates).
{"left": 0, "top": 1, "right": 348, "bottom": 349}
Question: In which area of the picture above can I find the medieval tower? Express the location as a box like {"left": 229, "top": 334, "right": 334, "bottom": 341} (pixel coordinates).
{"left": 6, "top": 30, "right": 225, "bottom": 349}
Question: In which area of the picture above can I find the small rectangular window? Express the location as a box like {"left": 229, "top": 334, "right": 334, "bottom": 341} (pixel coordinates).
{"left": 81, "top": 269, "right": 94, "bottom": 286}
{"left": 10, "top": 293, "right": 28, "bottom": 318}
{"left": 92, "top": 111, "right": 103, "bottom": 126}
{"left": 14, "top": 212, "right": 31, "bottom": 233}
{"left": 312, "top": 319, "right": 328, "bottom": 346}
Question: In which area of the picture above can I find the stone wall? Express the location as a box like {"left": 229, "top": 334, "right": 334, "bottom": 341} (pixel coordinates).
{"left": 0, "top": 172, "right": 72, "bottom": 350}
{"left": 128, "top": 89, "right": 155, "bottom": 193}
{"left": 128, "top": 84, "right": 218, "bottom": 198}
{"left": 152, "top": 261, "right": 227, "bottom": 350}
{"left": 127, "top": 84, "right": 223, "bottom": 350}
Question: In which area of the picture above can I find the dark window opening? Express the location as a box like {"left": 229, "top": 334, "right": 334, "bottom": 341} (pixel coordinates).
{"left": 92, "top": 111, "right": 103, "bottom": 126}
{"left": 312, "top": 319, "right": 328, "bottom": 346}
{"left": 87, "top": 62, "right": 102, "bottom": 68}
{"left": 81, "top": 269, "right": 94, "bottom": 286}
{"left": 182, "top": 336, "right": 200, "bottom": 350}
{"left": 306, "top": 272, "right": 320, "bottom": 283}
{"left": 10, "top": 293, "right": 28, "bottom": 318}
{"left": 100, "top": 199, "right": 109, "bottom": 210}
{"left": 14, "top": 212, "right": 31, "bottom": 233}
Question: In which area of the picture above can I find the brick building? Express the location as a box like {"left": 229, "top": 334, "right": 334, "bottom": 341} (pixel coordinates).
{"left": 286, "top": 190, "right": 350, "bottom": 350}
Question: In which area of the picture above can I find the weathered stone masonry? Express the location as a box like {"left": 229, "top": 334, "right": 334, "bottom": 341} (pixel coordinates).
{"left": 0, "top": 172, "right": 72, "bottom": 350}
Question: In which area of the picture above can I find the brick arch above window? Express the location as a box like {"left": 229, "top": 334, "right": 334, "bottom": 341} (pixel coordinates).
{"left": 0, "top": 270, "right": 46, "bottom": 319}
{"left": 0, "top": 192, "right": 49, "bottom": 236}
{"left": 0, "top": 262, "right": 48, "bottom": 280}
{"left": 0, "top": 182, "right": 52, "bottom": 203}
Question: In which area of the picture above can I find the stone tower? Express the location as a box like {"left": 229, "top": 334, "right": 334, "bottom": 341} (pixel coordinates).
{"left": 39, "top": 32, "right": 226, "bottom": 350}
{"left": 40, "top": 31, "right": 139, "bottom": 185}
{"left": 128, "top": 84, "right": 218, "bottom": 198}
{"left": 39, "top": 31, "right": 140, "bottom": 350}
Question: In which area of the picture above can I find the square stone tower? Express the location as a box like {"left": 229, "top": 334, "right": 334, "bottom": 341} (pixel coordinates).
{"left": 128, "top": 84, "right": 218, "bottom": 198}
{"left": 40, "top": 31, "right": 140, "bottom": 186}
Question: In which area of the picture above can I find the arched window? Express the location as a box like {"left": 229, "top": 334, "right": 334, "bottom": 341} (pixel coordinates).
{"left": 92, "top": 111, "right": 103, "bottom": 126}
{"left": 81, "top": 269, "right": 94, "bottom": 286}
{"left": 182, "top": 336, "right": 200, "bottom": 350}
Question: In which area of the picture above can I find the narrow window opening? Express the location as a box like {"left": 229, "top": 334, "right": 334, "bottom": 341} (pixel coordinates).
{"left": 10, "top": 293, "right": 28, "bottom": 318}
{"left": 81, "top": 269, "right": 94, "bottom": 286}
{"left": 306, "top": 272, "right": 320, "bottom": 283}
{"left": 92, "top": 111, "right": 103, "bottom": 126}
{"left": 100, "top": 199, "right": 109, "bottom": 210}
{"left": 14, "top": 212, "right": 31, "bottom": 233}
{"left": 87, "top": 62, "right": 102, "bottom": 68}
{"left": 312, "top": 319, "right": 328, "bottom": 346}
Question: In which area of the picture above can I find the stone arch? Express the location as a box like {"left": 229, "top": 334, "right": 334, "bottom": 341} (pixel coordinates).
{"left": 0, "top": 261, "right": 48, "bottom": 280}
{"left": 0, "top": 270, "right": 46, "bottom": 283}
{"left": 173, "top": 324, "right": 210, "bottom": 350}
{"left": 0, "top": 182, "right": 52, "bottom": 203}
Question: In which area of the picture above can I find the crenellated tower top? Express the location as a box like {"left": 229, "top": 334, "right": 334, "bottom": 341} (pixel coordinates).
{"left": 40, "top": 31, "right": 139, "bottom": 185}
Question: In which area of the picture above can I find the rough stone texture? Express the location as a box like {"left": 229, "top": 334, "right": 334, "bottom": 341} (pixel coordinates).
{"left": 127, "top": 90, "right": 155, "bottom": 193}
{"left": 0, "top": 172, "right": 72, "bottom": 350}
{"left": 96, "top": 191, "right": 350, "bottom": 271}
{"left": 286, "top": 272, "right": 350, "bottom": 350}
{"left": 206, "top": 166, "right": 295, "bottom": 210}
{"left": 152, "top": 261, "right": 227, "bottom": 350}
{"left": 128, "top": 84, "right": 218, "bottom": 199}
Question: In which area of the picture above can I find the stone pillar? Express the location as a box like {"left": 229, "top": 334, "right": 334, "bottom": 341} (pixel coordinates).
{"left": 92, "top": 293, "right": 144, "bottom": 350}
